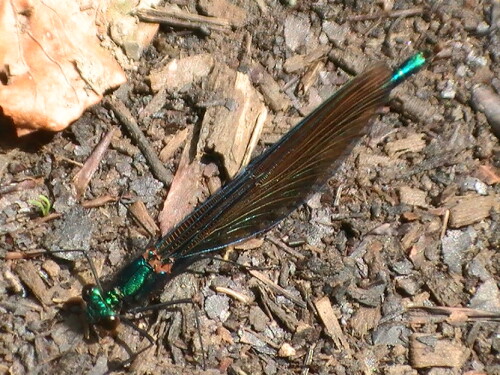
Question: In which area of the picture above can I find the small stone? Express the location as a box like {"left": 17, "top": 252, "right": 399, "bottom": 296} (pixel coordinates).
{"left": 284, "top": 14, "right": 311, "bottom": 51}
{"left": 373, "top": 324, "right": 411, "bottom": 346}
{"left": 467, "top": 51, "right": 487, "bottom": 67}
{"left": 476, "top": 21, "right": 490, "bottom": 34}
{"left": 461, "top": 177, "right": 488, "bottom": 195}
{"left": 278, "top": 343, "right": 296, "bottom": 357}
{"left": 395, "top": 276, "right": 422, "bottom": 296}
{"left": 322, "top": 20, "right": 349, "bottom": 46}
{"left": 392, "top": 259, "right": 414, "bottom": 276}
{"left": 468, "top": 251, "right": 493, "bottom": 281}
{"left": 441, "top": 229, "right": 476, "bottom": 274}
{"left": 249, "top": 305, "right": 270, "bottom": 332}
{"left": 440, "top": 80, "right": 456, "bottom": 99}
{"left": 205, "top": 295, "right": 230, "bottom": 322}
{"left": 469, "top": 279, "right": 500, "bottom": 313}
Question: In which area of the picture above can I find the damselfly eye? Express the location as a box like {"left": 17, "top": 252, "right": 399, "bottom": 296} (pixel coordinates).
{"left": 99, "top": 316, "right": 120, "bottom": 331}
{"left": 81, "top": 284, "right": 97, "bottom": 302}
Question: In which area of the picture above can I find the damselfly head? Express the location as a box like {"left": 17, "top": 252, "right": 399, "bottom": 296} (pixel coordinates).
{"left": 82, "top": 284, "right": 121, "bottom": 331}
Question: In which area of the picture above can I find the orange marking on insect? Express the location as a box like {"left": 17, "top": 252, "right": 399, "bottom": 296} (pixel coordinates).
{"left": 142, "top": 247, "right": 174, "bottom": 274}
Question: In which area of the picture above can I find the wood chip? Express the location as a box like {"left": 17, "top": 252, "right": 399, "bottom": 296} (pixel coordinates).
{"left": 159, "top": 128, "right": 190, "bottom": 163}
{"left": 258, "top": 287, "right": 299, "bottom": 332}
{"left": 410, "top": 333, "right": 471, "bottom": 368}
{"left": 158, "top": 141, "right": 205, "bottom": 235}
{"left": 233, "top": 237, "right": 264, "bottom": 250}
{"left": 473, "top": 164, "right": 500, "bottom": 185}
{"left": 41, "top": 259, "right": 61, "bottom": 280}
{"left": 399, "top": 186, "right": 427, "bottom": 207}
{"left": 15, "top": 262, "right": 51, "bottom": 306}
{"left": 81, "top": 195, "right": 119, "bottom": 209}
{"left": 349, "top": 307, "right": 381, "bottom": 337}
{"left": 4, "top": 269, "right": 23, "bottom": 294}
{"left": 138, "top": 88, "right": 168, "bottom": 120}
{"left": 314, "top": 296, "right": 351, "bottom": 355}
{"left": 72, "top": 128, "right": 116, "bottom": 198}
{"left": 298, "top": 60, "right": 324, "bottom": 95}
{"left": 252, "top": 63, "right": 291, "bottom": 112}
{"left": 471, "top": 85, "right": 500, "bottom": 138}
{"left": 197, "top": 62, "right": 267, "bottom": 177}
{"left": 149, "top": 53, "right": 215, "bottom": 93}
{"left": 107, "top": 1, "right": 161, "bottom": 60}
{"left": 401, "top": 211, "right": 421, "bottom": 221}
{"left": 217, "top": 326, "right": 234, "bottom": 345}
{"left": 198, "top": 0, "right": 247, "bottom": 27}
{"left": 129, "top": 200, "right": 160, "bottom": 237}
{"left": 448, "top": 195, "right": 498, "bottom": 228}
{"left": 357, "top": 152, "right": 395, "bottom": 168}
{"left": 385, "top": 133, "right": 426, "bottom": 157}
{"left": 329, "top": 48, "right": 372, "bottom": 75}
{"left": 440, "top": 208, "right": 450, "bottom": 239}
{"left": 408, "top": 306, "right": 500, "bottom": 323}
{"left": 423, "top": 270, "right": 464, "bottom": 307}
{"left": 283, "top": 45, "right": 330, "bottom": 73}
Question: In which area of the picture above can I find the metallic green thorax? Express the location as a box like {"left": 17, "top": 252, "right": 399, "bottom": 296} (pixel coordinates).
{"left": 85, "top": 257, "right": 163, "bottom": 325}
{"left": 388, "top": 51, "right": 427, "bottom": 87}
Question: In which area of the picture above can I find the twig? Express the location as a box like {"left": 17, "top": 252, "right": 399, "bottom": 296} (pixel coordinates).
{"left": 348, "top": 7, "right": 424, "bottom": 22}
{"left": 215, "top": 286, "right": 253, "bottom": 304}
{"left": 106, "top": 96, "right": 173, "bottom": 186}
{"left": 408, "top": 305, "right": 500, "bottom": 323}
{"left": 136, "top": 7, "right": 231, "bottom": 33}
{"left": 258, "top": 286, "right": 299, "bottom": 332}
{"left": 249, "top": 269, "right": 306, "bottom": 308}
{"left": 267, "top": 235, "right": 305, "bottom": 260}
{"left": 301, "top": 343, "right": 316, "bottom": 375}
{"left": 440, "top": 209, "right": 450, "bottom": 239}
{"left": 80, "top": 195, "right": 118, "bottom": 209}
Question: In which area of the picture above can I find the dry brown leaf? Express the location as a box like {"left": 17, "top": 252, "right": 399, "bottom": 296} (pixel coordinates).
{"left": 0, "top": 0, "right": 126, "bottom": 136}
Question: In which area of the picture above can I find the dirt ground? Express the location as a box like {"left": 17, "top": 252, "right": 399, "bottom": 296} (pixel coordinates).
{"left": 1, "top": 0, "right": 499, "bottom": 374}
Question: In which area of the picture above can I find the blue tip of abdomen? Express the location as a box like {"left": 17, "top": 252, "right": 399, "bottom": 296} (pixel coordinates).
{"left": 388, "top": 51, "right": 428, "bottom": 88}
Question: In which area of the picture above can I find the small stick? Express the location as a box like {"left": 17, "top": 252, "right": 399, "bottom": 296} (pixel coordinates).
{"left": 106, "top": 97, "right": 173, "bottom": 186}
{"left": 54, "top": 154, "right": 84, "bottom": 167}
{"left": 249, "top": 269, "right": 306, "bottom": 308}
{"left": 267, "top": 235, "right": 305, "bottom": 260}
{"left": 440, "top": 209, "right": 450, "bottom": 239}
{"left": 81, "top": 195, "right": 119, "bottom": 208}
{"left": 136, "top": 7, "right": 231, "bottom": 32}
{"left": 301, "top": 342, "right": 316, "bottom": 375}
{"left": 34, "top": 212, "right": 62, "bottom": 224}
{"left": 215, "top": 286, "right": 253, "bottom": 304}
{"left": 348, "top": 7, "right": 424, "bottom": 21}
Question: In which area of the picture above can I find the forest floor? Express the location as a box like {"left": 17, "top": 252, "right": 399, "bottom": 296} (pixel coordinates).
{"left": 1, "top": 1, "right": 499, "bottom": 374}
